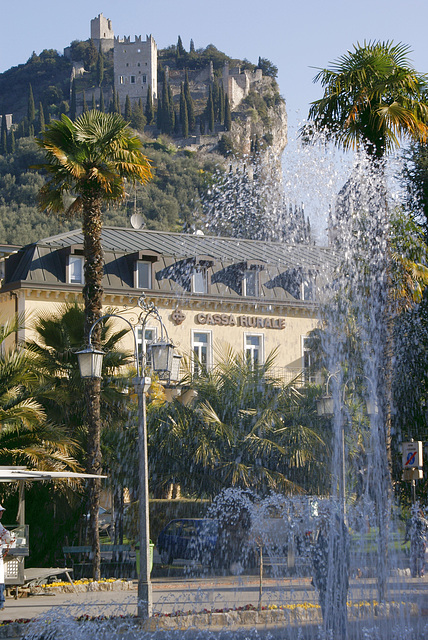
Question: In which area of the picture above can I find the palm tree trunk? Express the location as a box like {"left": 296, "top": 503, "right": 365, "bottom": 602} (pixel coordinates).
{"left": 82, "top": 192, "right": 104, "bottom": 581}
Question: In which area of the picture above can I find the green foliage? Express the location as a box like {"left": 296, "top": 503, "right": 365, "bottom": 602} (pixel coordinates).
{"left": 207, "top": 85, "right": 215, "bottom": 132}
{"left": 180, "top": 83, "right": 189, "bottom": 138}
{"left": 224, "top": 94, "right": 232, "bottom": 131}
{"left": 257, "top": 57, "right": 278, "bottom": 78}
{"left": 147, "top": 348, "right": 330, "bottom": 498}
{"left": 130, "top": 100, "right": 146, "bottom": 132}
{"left": 145, "top": 86, "right": 154, "bottom": 125}
{"left": 124, "top": 95, "right": 132, "bottom": 121}
{"left": 243, "top": 90, "right": 271, "bottom": 127}
{"left": 27, "top": 84, "right": 35, "bottom": 125}
{"left": 70, "top": 80, "right": 77, "bottom": 120}
{"left": 0, "top": 51, "right": 70, "bottom": 124}
{"left": 97, "top": 50, "right": 104, "bottom": 87}
{"left": 217, "top": 134, "right": 235, "bottom": 157}
{"left": 308, "top": 41, "right": 428, "bottom": 159}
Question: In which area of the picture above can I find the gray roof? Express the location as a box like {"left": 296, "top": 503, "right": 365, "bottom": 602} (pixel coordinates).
{"left": 37, "top": 227, "right": 337, "bottom": 270}
{"left": 2, "top": 227, "right": 337, "bottom": 305}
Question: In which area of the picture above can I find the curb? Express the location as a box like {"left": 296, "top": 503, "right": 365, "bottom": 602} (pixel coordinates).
{"left": 0, "top": 602, "right": 419, "bottom": 638}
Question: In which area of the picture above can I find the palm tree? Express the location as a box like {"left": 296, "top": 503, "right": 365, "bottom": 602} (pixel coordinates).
{"left": 308, "top": 42, "right": 428, "bottom": 601}
{"left": 308, "top": 41, "right": 428, "bottom": 161}
{"left": 35, "top": 111, "right": 152, "bottom": 579}
{"left": 0, "top": 315, "right": 79, "bottom": 470}
{"left": 148, "top": 347, "right": 329, "bottom": 499}
{"left": 25, "top": 303, "right": 133, "bottom": 550}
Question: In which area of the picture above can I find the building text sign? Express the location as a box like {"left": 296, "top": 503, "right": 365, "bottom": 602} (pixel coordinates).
{"left": 195, "top": 313, "right": 286, "bottom": 330}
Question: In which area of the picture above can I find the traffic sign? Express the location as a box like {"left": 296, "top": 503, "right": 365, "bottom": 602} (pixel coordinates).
{"left": 402, "top": 441, "right": 423, "bottom": 470}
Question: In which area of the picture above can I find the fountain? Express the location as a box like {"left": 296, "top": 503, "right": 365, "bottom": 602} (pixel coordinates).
{"left": 19, "top": 131, "right": 428, "bottom": 640}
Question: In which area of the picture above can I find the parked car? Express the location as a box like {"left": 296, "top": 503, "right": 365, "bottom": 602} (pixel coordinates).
{"left": 157, "top": 518, "right": 218, "bottom": 565}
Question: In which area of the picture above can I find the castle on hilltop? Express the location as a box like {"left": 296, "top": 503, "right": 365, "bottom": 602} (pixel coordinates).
{"left": 88, "top": 14, "right": 268, "bottom": 112}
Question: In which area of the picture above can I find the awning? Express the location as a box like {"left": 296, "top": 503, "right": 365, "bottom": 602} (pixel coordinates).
{"left": 0, "top": 468, "right": 107, "bottom": 482}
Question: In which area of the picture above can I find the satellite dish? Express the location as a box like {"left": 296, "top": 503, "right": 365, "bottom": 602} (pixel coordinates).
{"left": 130, "top": 213, "right": 144, "bottom": 229}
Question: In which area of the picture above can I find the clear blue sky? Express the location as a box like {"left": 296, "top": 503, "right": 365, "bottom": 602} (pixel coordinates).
{"left": 3, "top": 0, "right": 428, "bottom": 131}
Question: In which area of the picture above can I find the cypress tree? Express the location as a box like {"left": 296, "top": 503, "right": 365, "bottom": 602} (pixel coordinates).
{"left": 97, "top": 50, "right": 104, "bottom": 87}
{"left": 82, "top": 90, "right": 88, "bottom": 113}
{"left": 180, "top": 84, "right": 189, "bottom": 138}
{"left": 92, "top": 93, "right": 97, "bottom": 111}
{"left": 28, "top": 124, "right": 34, "bottom": 138}
{"left": 131, "top": 100, "right": 146, "bottom": 131}
{"left": 27, "top": 84, "right": 35, "bottom": 127}
{"left": 114, "top": 90, "right": 121, "bottom": 114}
{"left": 9, "top": 128, "right": 15, "bottom": 154}
{"left": 184, "top": 70, "right": 195, "bottom": 131}
{"left": 190, "top": 39, "right": 195, "bottom": 53}
{"left": 99, "top": 89, "right": 105, "bottom": 113}
{"left": 1, "top": 115, "right": 7, "bottom": 155}
{"left": 109, "top": 98, "right": 115, "bottom": 113}
{"left": 70, "top": 80, "right": 77, "bottom": 120}
{"left": 212, "top": 78, "right": 220, "bottom": 122}
{"left": 145, "top": 86, "right": 154, "bottom": 124}
{"left": 199, "top": 115, "right": 205, "bottom": 135}
{"left": 219, "top": 85, "right": 225, "bottom": 123}
{"left": 224, "top": 93, "right": 232, "bottom": 131}
{"left": 168, "top": 82, "right": 175, "bottom": 133}
{"left": 177, "top": 35, "right": 185, "bottom": 58}
{"left": 207, "top": 85, "right": 215, "bottom": 133}
{"left": 125, "top": 95, "right": 132, "bottom": 121}
{"left": 37, "top": 102, "right": 45, "bottom": 134}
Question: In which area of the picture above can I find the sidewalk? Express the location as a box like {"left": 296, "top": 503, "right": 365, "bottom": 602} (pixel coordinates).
{"left": 1, "top": 574, "right": 428, "bottom": 624}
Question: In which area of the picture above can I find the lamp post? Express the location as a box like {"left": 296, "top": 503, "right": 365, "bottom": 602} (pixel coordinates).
{"left": 316, "top": 374, "right": 378, "bottom": 520}
{"left": 76, "top": 295, "right": 176, "bottom": 620}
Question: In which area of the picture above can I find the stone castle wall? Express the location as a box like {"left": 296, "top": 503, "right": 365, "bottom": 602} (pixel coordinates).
{"left": 114, "top": 35, "right": 158, "bottom": 107}
{"left": 91, "top": 13, "right": 115, "bottom": 53}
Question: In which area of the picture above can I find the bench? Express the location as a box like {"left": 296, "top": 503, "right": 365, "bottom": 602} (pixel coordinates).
{"left": 63, "top": 545, "right": 134, "bottom": 579}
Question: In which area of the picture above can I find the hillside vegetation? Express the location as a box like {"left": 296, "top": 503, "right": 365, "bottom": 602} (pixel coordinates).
{"left": 0, "top": 38, "right": 284, "bottom": 246}
{"left": 0, "top": 136, "right": 219, "bottom": 245}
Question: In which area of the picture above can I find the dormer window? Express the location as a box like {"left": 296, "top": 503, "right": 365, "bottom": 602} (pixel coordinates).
{"left": 243, "top": 269, "right": 259, "bottom": 297}
{"left": 136, "top": 261, "right": 152, "bottom": 289}
{"left": 68, "top": 255, "right": 84, "bottom": 284}
{"left": 192, "top": 267, "right": 207, "bottom": 294}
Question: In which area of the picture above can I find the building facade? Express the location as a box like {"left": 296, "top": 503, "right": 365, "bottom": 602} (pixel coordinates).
{"left": 114, "top": 35, "right": 158, "bottom": 107}
{"left": 0, "top": 228, "right": 335, "bottom": 383}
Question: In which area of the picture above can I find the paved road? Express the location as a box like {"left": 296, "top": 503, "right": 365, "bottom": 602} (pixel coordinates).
{"left": 2, "top": 575, "right": 428, "bottom": 623}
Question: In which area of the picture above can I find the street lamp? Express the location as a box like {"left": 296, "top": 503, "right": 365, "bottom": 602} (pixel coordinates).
{"left": 316, "top": 374, "right": 378, "bottom": 520}
{"left": 76, "top": 295, "right": 176, "bottom": 619}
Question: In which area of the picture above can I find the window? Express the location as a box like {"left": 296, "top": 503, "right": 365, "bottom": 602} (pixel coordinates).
{"left": 301, "top": 273, "right": 315, "bottom": 301}
{"left": 136, "top": 261, "right": 152, "bottom": 289}
{"left": 142, "top": 74, "right": 147, "bottom": 83}
{"left": 192, "top": 331, "right": 211, "bottom": 376}
{"left": 192, "top": 267, "right": 207, "bottom": 294}
{"left": 130, "top": 76, "right": 136, "bottom": 84}
{"left": 244, "top": 334, "right": 263, "bottom": 367}
{"left": 119, "top": 76, "right": 125, "bottom": 84}
{"left": 243, "top": 270, "right": 259, "bottom": 297}
{"left": 137, "top": 326, "right": 157, "bottom": 369}
{"left": 68, "top": 256, "right": 84, "bottom": 284}
{"left": 302, "top": 336, "right": 316, "bottom": 383}
{"left": 137, "top": 62, "right": 141, "bottom": 67}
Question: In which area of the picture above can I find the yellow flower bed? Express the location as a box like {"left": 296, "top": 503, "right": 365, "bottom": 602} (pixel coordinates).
{"left": 40, "top": 578, "right": 122, "bottom": 588}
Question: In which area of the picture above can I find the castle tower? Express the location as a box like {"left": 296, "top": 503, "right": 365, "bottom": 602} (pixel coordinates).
{"left": 91, "top": 13, "right": 114, "bottom": 53}
{"left": 114, "top": 34, "right": 158, "bottom": 108}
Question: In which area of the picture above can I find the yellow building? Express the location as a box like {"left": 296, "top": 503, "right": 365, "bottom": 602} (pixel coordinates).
{"left": 0, "top": 227, "right": 335, "bottom": 381}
